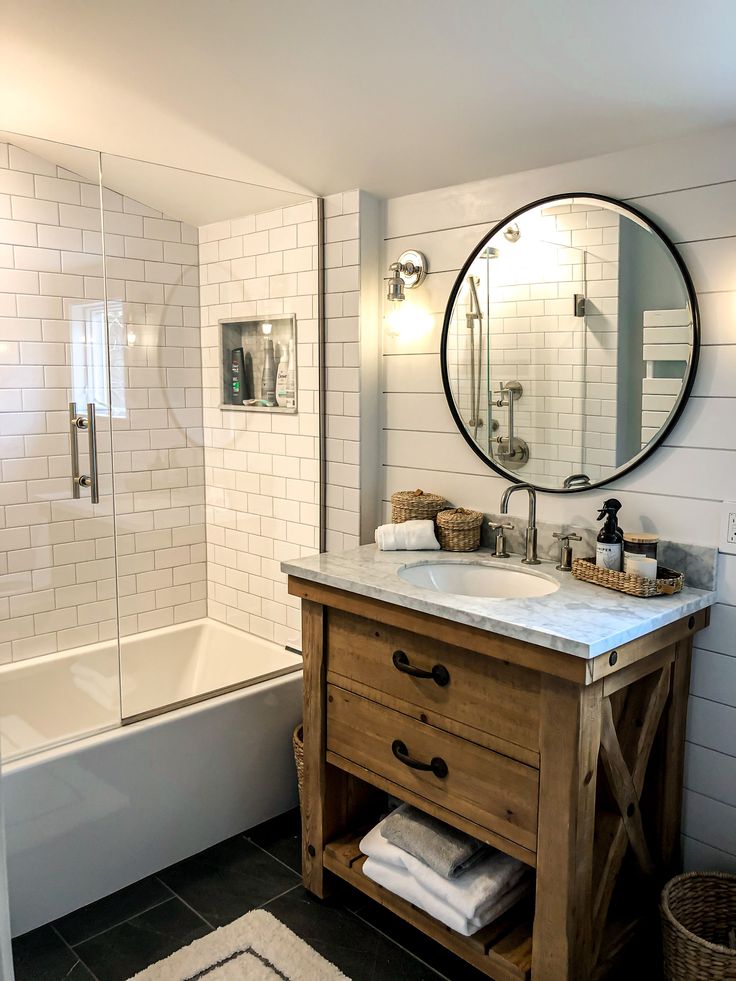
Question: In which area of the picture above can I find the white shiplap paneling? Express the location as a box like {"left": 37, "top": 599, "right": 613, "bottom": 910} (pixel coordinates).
{"left": 380, "top": 124, "right": 736, "bottom": 867}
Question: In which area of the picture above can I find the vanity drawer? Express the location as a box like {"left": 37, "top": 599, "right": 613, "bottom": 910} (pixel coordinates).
{"left": 327, "top": 609, "right": 540, "bottom": 755}
{"left": 326, "top": 685, "right": 539, "bottom": 852}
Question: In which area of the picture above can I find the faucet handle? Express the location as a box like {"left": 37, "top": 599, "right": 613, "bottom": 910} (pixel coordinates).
{"left": 553, "top": 531, "right": 582, "bottom": 572}
{"left": 489, "top": 522, "right": 514, "bottom": 558}
{"left": 553, "top": 531, "right": 582, "bottom": 543}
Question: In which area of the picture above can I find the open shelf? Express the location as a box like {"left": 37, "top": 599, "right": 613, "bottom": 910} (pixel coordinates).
{"left": 324, "top": 830, "right": 533, "bottom": 981}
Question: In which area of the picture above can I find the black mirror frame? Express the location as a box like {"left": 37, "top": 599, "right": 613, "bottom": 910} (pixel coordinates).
{"left": 439, "top": 192, "right": 701, "bottom": 494}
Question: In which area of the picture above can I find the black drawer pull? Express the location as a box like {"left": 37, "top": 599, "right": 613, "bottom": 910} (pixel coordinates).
{"left": 392, "top": 650, "right": 450, "bottom": 687}
{"left": 391, "top": 739, "right": 448, "bottom": 779}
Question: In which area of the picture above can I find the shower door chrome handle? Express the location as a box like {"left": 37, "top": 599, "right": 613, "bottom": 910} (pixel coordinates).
{"left": 69, "top": 401, "right": 100, "bottom": 504}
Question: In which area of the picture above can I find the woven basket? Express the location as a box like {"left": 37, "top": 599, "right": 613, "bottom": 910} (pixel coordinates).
{"left": 292, "top": 724, "right": 304, "bottom": 807}
{"left": 436, "top": 508, "right": 484, "bottom": 552}
{"left": 661, "top": 872, "right": 736, "bottom": 980}
{"left": 571, "top": 556, "right": 684, "bottom": 597}
{"left": 391, "top": 488, "right": 447, "bottom": 524}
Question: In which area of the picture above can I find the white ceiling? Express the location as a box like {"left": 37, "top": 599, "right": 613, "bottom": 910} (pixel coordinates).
{"left": 0, "top": 132, "right": 313, "bottom": 227}
{"left": 2, "top": 0, "right": 736, "bottom": 203}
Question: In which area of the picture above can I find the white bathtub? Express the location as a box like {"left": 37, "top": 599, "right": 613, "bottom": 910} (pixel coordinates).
{"left": 0, "top": 618, "right": 303, "bottom": 936}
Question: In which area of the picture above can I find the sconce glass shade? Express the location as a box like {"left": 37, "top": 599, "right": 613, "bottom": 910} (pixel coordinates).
{"left": 387, "top": 268, "right": 405, "bottom": 302}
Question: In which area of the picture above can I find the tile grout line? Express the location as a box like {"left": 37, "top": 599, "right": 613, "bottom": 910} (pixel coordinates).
{"left": 50, "top": 925, "right": 103, "bottom": 981}
{"left": 259, "top": 883, "right": 302, "bottom": 910}
{"left": 155, "top": 880, "right": 216, "bottom": 932}
{"left": 349, "top": 907, "right": 453, "bottom": 981}
{"left": 241, "top": 833, "right": 302, "bottom": 879}
{"left": 59, "top": 894, "right": 174, "bottom": 950}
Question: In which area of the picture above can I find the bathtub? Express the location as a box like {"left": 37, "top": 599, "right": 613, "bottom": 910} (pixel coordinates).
{"left": 0, "top": 618, "right": 303, "bottom": 936}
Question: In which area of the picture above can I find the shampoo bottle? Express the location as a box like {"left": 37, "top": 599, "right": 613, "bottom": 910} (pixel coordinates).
{"left": 230, "top": 348, "right": 245, "bottom": 405}
{"left": 276, "top": 341, "right": 290, "bottom": 407}
{"left": 596, "top": 498, "right": 624, "bottom": 571}
{"left": 261, "top": 338, "right": 277, "bottom": 406}
{"left": 285, "top": 340, "right": 296, "bottom": 409}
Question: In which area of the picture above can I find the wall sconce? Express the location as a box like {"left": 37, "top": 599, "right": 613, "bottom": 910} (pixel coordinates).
{"left": 386, "top": 250, "right": 428, "bottom": 303}
{"left": 386, "top": 249, "right": 429, "bottom": 339}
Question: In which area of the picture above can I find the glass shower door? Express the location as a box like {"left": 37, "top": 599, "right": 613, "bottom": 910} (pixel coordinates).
{"left": 0, "top": 135, "right": 122, "bottom": 762}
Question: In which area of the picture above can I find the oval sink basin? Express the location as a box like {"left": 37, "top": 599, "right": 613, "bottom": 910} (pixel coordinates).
{"left": 398, "top": 562, "right": 559, "bottom": 599}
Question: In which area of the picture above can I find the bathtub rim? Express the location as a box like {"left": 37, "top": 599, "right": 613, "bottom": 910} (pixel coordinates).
{"left": 1, "top": 652, "right": 303, "bottom": 775}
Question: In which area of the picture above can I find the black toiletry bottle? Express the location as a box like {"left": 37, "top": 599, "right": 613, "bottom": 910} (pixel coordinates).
{"left": 596, "top": 499, "right": 624, "bottom": 571}
{"left": 231, "top": 348, "right": 245, "bottom": 405}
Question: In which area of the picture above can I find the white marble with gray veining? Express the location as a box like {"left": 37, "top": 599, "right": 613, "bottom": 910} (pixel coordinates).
{"left": 282, "top": 545, "right": 716, "bottom": 659}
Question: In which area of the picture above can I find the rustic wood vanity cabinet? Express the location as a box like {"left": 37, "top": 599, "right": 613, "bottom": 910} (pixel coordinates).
{"left": 288, "top": 574, "right": 711, "bottom": 981}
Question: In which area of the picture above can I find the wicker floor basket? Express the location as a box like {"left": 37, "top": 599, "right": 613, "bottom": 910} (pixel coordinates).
{"left": 436, "top": 508, "right": 483, "bottom": 551}
{"left": 292, "top": 724, "right": 304, "bottom": 808}
{"left": 391, "top": 488, "right": 447, "bottom": 524}
{"left": 661, "top": 872, "right": 736, "bottom": 981}
{"left": 571, "top": 556, "right": 684, "bottom": 597}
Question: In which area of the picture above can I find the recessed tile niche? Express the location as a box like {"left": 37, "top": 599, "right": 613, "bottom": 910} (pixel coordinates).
{"left": 219, "top": 315, "right": 297, "bottom": 413}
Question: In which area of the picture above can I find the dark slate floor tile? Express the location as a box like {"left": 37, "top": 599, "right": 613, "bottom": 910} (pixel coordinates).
{"left": 55, "top": 875, "right": 171, "bottom": 946}
{"left": 158, "top": 834, "right": 298, "bottom": 927}
{"left": 353, "top": 894, "right": 490, "bottom": 981}
{"left": 265, "top": 886, "right": 445, "bottom": 981}
{"left": 246, "top": 806, "right": 302, "bottom": 874}
{"left": 12, "top": 925, "right": 95, "bottom": 981}
{"left": 73, "top": 897, "right": 209, "bottom": 981}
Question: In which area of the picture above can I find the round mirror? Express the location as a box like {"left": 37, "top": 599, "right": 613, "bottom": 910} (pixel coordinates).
{"left": 440, "top": 194, "right": 699, "bottom": 492}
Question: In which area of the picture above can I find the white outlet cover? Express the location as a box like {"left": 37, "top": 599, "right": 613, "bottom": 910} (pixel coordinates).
{"left": 720, "top": 501, "right": 736, "bottom": 555}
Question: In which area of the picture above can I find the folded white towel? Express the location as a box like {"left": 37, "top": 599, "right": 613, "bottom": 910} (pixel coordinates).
{"left": 363, "top": 856, "right": 530, "bottom": 937}
{"left": 375, "top": 520, "right": 440, "bottom": 551}
{"left": 360, "top": 822, "right": 530, "bottom": 922}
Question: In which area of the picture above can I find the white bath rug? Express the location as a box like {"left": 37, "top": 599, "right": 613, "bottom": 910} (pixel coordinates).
{"left": 127, "top": 908, "right": 349, "bottom": 981}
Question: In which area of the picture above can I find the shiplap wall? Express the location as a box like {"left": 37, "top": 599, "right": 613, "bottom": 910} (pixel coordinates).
{"left": 380, "top": 123, "right": 736, "bottom": 870}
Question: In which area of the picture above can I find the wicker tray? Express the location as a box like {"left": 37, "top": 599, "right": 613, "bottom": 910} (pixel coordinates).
{"left": 436, "top": 508, "right": 483, "bottom": 552}
{"left": 391, "top": 488, "right": 447, "bottom": 524}
{"left": 571, "top": 556, "right": 684, "bottom": 597}
{"left": 661, "top": 872, "right": 736, "bottom": 981}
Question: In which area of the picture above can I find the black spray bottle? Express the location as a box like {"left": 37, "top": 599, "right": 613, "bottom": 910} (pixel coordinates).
{"left": 596, "top": 499, "right": 624, "bottom": 571}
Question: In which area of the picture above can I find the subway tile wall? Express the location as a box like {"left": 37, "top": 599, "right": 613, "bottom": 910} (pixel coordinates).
{"left": 199, "top": 200, "right": 321, "bottom": 649}
{"left": 323, "top": 190, "right": 362, "bottom": 553}
{"left": 0, "top": 142, "right": 205, "bottom": 663}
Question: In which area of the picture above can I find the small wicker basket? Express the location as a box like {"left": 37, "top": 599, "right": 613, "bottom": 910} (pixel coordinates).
{"left": 292, "top": 724, "right": 304, "bottom": 807}
{"left": 571, "top": 556, "right": 684, "bottom": 597}
{"left": 661, "top": 872, "right": 736, "bottom": 981}
{"left": 391, "top": 488, "right": 447, "bottom": 524}
{"left": 436, "top": 508, "right": 484, "bottom": 552}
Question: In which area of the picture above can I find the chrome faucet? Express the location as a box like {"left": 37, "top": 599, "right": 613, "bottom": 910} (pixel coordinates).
{"left": 500, "top": 483, "right": 541, "bottom": 565}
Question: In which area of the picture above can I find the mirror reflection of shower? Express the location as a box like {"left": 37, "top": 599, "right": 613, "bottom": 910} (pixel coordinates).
{"left": 465, "top": 273, "right": 484, "bottom": 440}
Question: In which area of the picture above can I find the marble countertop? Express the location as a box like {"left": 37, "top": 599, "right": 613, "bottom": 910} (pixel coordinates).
{"left": 282, "top": 545, "right": 716, "bottom": 659}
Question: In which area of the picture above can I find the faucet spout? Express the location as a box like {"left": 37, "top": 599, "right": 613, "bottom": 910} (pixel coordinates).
{"left": 500, "top": 483, "right": 540, "bottom": 565}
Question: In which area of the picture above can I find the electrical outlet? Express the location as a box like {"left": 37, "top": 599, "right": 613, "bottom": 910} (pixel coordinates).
{"left": 720, "top": 502, "right": 736, "bottom": 554}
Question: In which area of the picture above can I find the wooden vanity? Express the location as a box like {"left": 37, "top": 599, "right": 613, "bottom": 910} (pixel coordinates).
{"left": 288, "top": 570, "right": 711, "bottom": 981}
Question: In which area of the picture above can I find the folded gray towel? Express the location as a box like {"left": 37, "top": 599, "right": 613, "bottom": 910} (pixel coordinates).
{"left": 380, "top": 804, "right": 489, "bottom": 879}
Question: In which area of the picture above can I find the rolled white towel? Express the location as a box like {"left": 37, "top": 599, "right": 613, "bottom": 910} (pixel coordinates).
{"left": 375, "top": 520, "right": 440, "bottom": 551}
{"left": 360, "top": 822, "right": 530, "bottom": 922}
{"left": 363, "top": 856, "right": 531, "bottom": 937}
